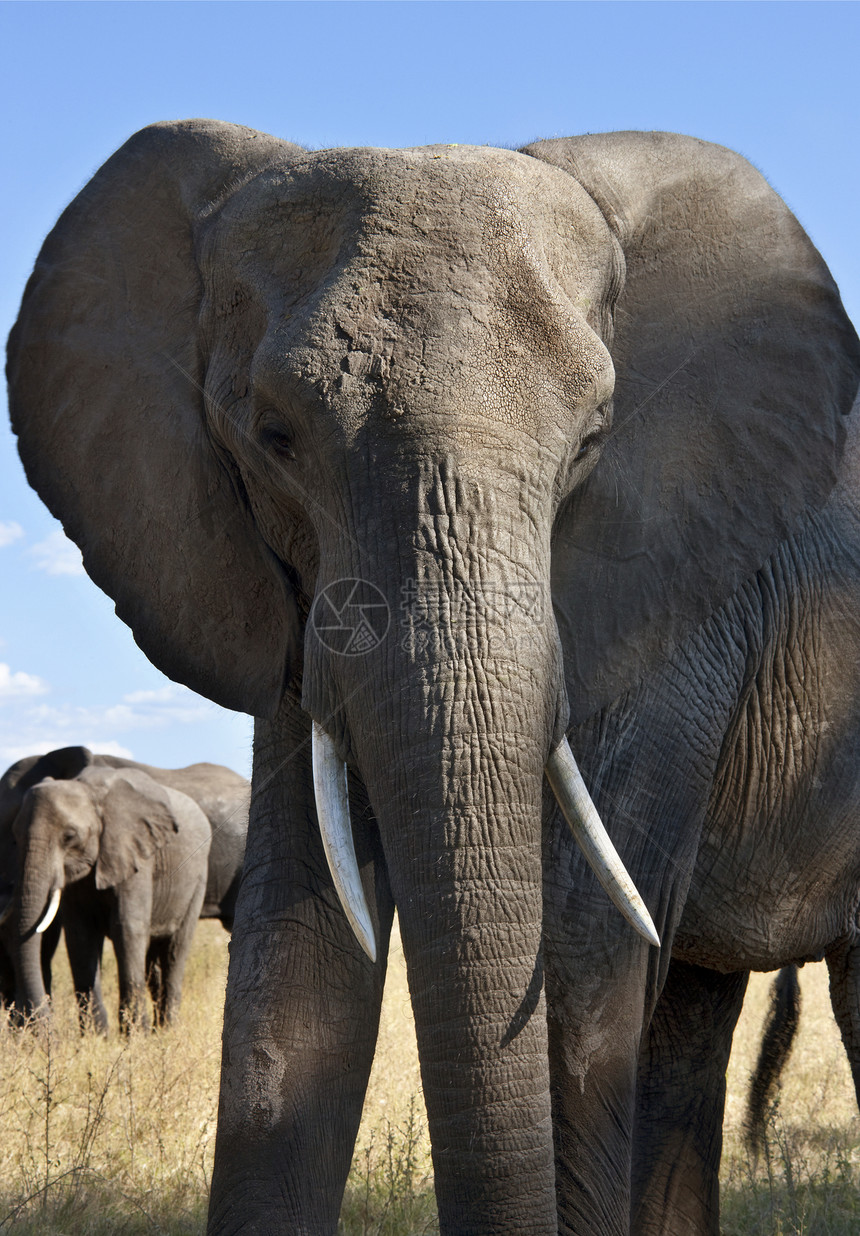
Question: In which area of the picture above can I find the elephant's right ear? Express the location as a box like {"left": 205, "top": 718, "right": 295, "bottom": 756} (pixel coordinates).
{"left": 523, "top": 132, "right": 860, "bottom": 722}
{"left": 7, "top": 120, "right": 304, "bottom": 718}
{"left": 94, "top": 772, "right": 177, "bottom": 891}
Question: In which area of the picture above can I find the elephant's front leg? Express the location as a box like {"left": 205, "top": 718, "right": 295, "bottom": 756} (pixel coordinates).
{"left": 631, "top": 961, "right": 748, "bottom": 1236}
{"left": 155, "top": 869, "right": 209, "bottom": 1027}
{"left": 111, "top": 872, "right": 154, "bottom": 1030}
{"left": 545, "top": 698, "right": 736, "bottom": 1230}
{"left": 543, "top": 875, "right": 651, "bottom": 1236}
{"left": 62, "top": 881, "right": 109, "bottom": 1032}
{"left": 208, "top": 700, "right": 394, "bottom": 1236}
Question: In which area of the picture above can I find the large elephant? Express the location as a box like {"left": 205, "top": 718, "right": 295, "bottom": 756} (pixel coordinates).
{"left": 9, "top": 764, "right": 211, "bottom": 1029}
{"left": 7, "top": 122, "right": 860, "bottom": 1233}
{"left": 0, "top": 747, "right": 249, "bottom": 1013}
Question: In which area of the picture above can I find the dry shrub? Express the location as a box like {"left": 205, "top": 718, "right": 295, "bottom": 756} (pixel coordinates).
{"left": 0, "top": 919, "right": 434, "bottom": 1236}
{"left": 0, "top": 920, "right": 227, "bottom": 1234}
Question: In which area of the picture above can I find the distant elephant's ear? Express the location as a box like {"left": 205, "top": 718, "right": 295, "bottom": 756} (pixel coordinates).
{"left": 0, "top": 746, "right": 95, "bottom": 833}
{"left": 523, "top": 132, "right": 860, "bottom": 722}
{"left": 94, "top": 773, "right": 177, "bottom": 891}
{"left": 7, "top": 120, "right": 304, "bottom": 718}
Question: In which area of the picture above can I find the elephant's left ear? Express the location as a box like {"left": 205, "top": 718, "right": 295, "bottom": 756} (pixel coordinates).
{"left": 95, "top": 773, "right": 177, "bottom": 891}
{"left": 7, "top": 120, "right": 304, "bottom": 718}
{"left": 523, "top": 132, "right": 860, "bottom": 721}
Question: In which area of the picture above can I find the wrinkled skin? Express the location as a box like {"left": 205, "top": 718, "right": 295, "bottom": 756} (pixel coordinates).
{"left": 8, "top": 764, "right": 211, "bottom": 1030}
{"left": 0, "top": 746, "right": 249, "bottom": 1015}
{"left": 7, "top": 122, "right": 860, "bottom": 1232}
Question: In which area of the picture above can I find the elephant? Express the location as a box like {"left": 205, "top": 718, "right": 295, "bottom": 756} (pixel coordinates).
{"left": 0, "top": 746, "right": 249, "bottom": 1017}
{"left": 6, "top": 120, "right": 860, "bottom": 1233}
{"left": 7, "top": 764, "right": 211, "bottom": 1030}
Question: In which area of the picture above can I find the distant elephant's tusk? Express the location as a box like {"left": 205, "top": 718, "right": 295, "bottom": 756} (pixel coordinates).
{"left": 35, "top": 888, "right": 62, "bottom": 935}
{"left": 545, "top": 738, "right": 660, "bottom": 947}
{"left": 311, "top": 722, "right": 377, "bottom": 963}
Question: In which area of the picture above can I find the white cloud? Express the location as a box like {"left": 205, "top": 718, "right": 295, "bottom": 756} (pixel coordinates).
{"left": 0, "top": 663, "right": 49, "bottom": 701}
{"left": 123, "top": 687, "right": 184, "bottom": 704}
{"left": 28, "top": 529, "right": 85, "bottom": 576}
{"left": 119, "top": 684, "right": 216, "bottom": 726}
{"left": 0, "top": 682, "right": 217, "bottom": 772}
{"left": 0, "top": 522, "right": 24, "bottom": 549}
{"left": 6, "top": 686, "right": 215, "bottom": 742}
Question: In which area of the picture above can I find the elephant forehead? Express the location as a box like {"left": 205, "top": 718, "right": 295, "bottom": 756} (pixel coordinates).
{"left": 207, "top": 143, "right": 613, "bottom": 308}
{"left": 201, "top": 145, "right": 616, "bottom": 427}
{"left": 24, "top": 778, "right": 91, "bottom": 819}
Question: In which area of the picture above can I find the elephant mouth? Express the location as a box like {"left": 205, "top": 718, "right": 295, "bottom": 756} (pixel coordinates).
{"left": 310, "top": 720, "right": 660, "bottom": 960}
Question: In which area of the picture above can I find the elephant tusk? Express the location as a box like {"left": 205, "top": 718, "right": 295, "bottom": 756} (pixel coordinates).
{"left": 311, "top": 722, "right": 377, "bottom": 963}
{"left": 35, "top": 888, "right": 62, "bottom": 935}
{"left": 545, "top": 738, "right": 660, "bottom": 947}
{"left": 0, "top": 899, "right": 12, "bottom": 929}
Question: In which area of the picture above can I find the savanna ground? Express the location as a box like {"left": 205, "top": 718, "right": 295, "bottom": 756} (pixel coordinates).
{"left": 0, "top": 919, "right": 858, "bottom": 1235}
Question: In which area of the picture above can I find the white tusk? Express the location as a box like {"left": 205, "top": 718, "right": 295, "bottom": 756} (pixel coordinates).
{"left": 35, "top": 888, "right": 62, "bottom": 935}
{"left": 311, "top": 722, "right": 377, "bottom": 962}
{"left": 545, "top": 738, "right": 660, "bottom": 947}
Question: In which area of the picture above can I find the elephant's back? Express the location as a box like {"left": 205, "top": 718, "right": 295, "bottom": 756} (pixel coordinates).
{"left": 118, "top": 759, "right": 250, "bottom": 833}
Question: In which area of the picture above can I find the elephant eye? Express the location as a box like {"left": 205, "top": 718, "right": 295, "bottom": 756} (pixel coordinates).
{"left": 575, "top": 434, "right": 601, "bottom": 462}
{"left": 259, "top": 422, "right": 297, "bottom": 461}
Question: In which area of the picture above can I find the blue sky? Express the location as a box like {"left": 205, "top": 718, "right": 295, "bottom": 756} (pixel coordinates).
{"left": 1, "top": 0, "right": 858, "bottom": 777}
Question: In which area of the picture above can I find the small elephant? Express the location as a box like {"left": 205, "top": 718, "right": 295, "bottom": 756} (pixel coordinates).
{"left": 8, "top": 123, "right": 860, "bottom": 1234}
{"left": 10, "top": 764, "right": 211, "bottom": 1030}
{"left": 0, "top": 746, "right": 249, "bottom": 1011}
{"left": 0, "top": 746, "right": 91, "bottom": 1004}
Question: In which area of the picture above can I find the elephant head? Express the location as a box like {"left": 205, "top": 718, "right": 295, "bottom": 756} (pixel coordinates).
{"left": 0, "top": 746, "right": 96, "bottom": 921}
{"left": 11, "top": 766, "right": 177, "bottom": 1017}
{"left": 7, "top": 122, "right": 859, "bottom": 1228}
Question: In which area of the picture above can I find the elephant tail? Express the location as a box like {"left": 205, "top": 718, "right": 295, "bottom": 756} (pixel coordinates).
{"left": 744, "top": 965, "right": 802, "bottom": 1156}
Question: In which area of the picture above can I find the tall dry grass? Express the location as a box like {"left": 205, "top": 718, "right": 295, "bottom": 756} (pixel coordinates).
{"left": 1, "top": 919, "right": 858, "bottom": 1234}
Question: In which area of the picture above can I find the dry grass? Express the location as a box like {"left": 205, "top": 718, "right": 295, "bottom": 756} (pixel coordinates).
{"left": 0, "top": 921, "right": 228, "bottom": 1234}
{"left": 1, "top": 920, "right": 858, "bottom": 1234}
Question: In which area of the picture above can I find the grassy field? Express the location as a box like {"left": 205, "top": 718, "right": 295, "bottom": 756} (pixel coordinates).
{"left": 0, "top": 920, "right": 857, "bottom": 1234}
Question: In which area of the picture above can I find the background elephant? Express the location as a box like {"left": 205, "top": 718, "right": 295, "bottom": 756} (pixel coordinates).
{"left": 9, "top": 764, "right": 211, "bottom": 1030}
{"left": 7, "top": 121, "right": 860, "bottom": 1234}
{"left": 0, "top": 746, "right": 249, "bottom": 1014}
{"left": 0, "top": 750, "right": 83, "bottom": 1005}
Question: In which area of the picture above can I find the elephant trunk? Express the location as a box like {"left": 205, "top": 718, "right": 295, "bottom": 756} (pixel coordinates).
{"left": 305, "top": 514, "right": 565, "bottom": 1231}
{"left": 379, "top": 741, "right": 554, "bottom": 1231}
{"left": 345, "top": 668, "right": 557, "bottom": 1230}
{"left": 13, "top": 819, "right": 63, "bottom": 1018}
